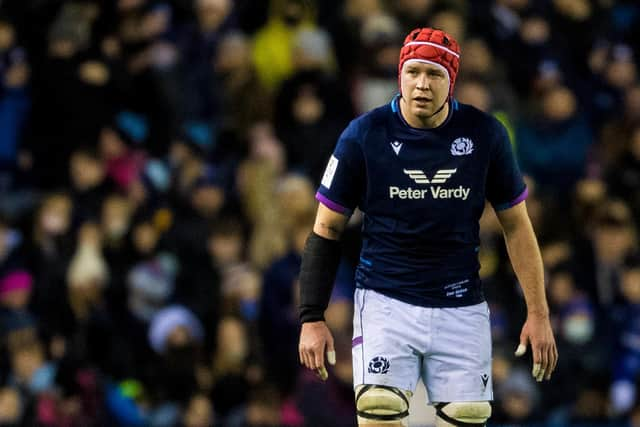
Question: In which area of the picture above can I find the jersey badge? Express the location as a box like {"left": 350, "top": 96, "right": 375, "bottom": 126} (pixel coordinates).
{"left": 451, "top": 137, "right": 474, "bottom": 156}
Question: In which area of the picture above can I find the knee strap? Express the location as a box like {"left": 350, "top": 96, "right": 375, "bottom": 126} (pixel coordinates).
{"left": 435, "top": 401, "right": 491, "bottom": 427}
{"left": 355, "top": 384, "right": 411, "bottom": 422}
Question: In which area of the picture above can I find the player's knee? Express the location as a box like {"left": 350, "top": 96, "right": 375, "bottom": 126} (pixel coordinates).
{"left": 435, "top": 401, "right": 491, "bottom": 427}
{"left": 355, "top": 384, "right": 412, "bottom": 426}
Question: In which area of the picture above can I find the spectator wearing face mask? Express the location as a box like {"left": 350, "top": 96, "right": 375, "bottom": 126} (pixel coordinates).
{"left": 543, "top": 263, "right": 607, "bottom": 411}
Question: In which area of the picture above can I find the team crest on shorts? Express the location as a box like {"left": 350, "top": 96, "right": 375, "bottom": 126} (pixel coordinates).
{"left": 368, "top": 356, "right": 390, "bottom": 374}
{"left": 451, "top": 137, "right": 474, "bottom": 156}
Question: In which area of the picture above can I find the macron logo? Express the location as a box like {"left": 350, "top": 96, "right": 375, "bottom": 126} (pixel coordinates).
{"left": 390, "top": 141, "right": 403, "bottom": 155}
{"left": 403, "top": 168, "right": 457, "bottom": 184}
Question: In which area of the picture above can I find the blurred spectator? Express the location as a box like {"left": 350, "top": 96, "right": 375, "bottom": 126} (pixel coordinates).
{"left": 517, "top": 84, "right": 593, "bottom": 194}
{"left": 0, "top": 17, "right": 30, "bottom": 181}
{"left": 179, "top": 0, "right": 235, "bottom": 126}
{"left": 607, "top": 125, "right": 640, "bottom": 221}
{"left": 275, "top": 29, "right": 353, "bottom": 184}
{"left": 210, "top": 316, "right": 253, "bottom": 419}
{"left": 214, "top": 31, "right": 272, "bottom": 142}
{"left": 351, "top": 14, "right": 402, "bottom": 114}
{"left": 571, "top": 178, "right": 608, "bottom": 239}
{"left": 0, "top": 270, "right": 35, "bottom": 340}
{"left": 148, "top": 305, "right": 204, "bottom": 404}
{"left": 237, "top": 121, "right": 288, "bottom": 269}
{"left": 574, "top": 199, "right": 638, "bottom": 308}
{"left": 491, "top": 367, "right": 540, "bottom": 424}
{"left": 9, "top": 339, "right": 56, "bottom": 395}
{"left": 252, "top": 0, "right": 318, "bottom": 92}
{"left": 0, "top": 386, "right": 23, "bottom": 425}
{"left": 457, "top": 36, "right": 518, "bottom": 119}
{"left": 429, "top": 6, "right": 468, "bottom": 43}
{"left": 259, "top": 194, "right": 313, "bottom": 395}
{"left": 225, "top": 383, "right": 283, "bottom": 427}
{"left": 99, "top": 125, "right": 147, "bottom": 193}
{"left": 609, "top": 254, "right": 640, "bottom": 416}
{"left": 181, "top": 393, "right": 215, "bottom": 427}
{"left": 325, "top": 0, "right": 385, "bottom": 77}
{"left": 588, "top": 42, "right": 638, "bottom": 126}
{"left": 69, "top": 147, "right": 114, "bottom": 223}
{"left": 388, "top": 0, "right": 436, "bottom": 33}
{"left": 597, "top": 83, "right": 640, "bottom": 173}
{"left": 25, "top": 193, "right": 74, "bottom": 337}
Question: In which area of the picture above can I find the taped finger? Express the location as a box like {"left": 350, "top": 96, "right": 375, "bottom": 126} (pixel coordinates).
{"left": 316, "top": 366, "right": 328, "bottom": 381}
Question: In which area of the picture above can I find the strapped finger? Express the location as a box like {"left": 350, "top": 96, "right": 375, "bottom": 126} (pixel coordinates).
{"left": 532, "top": 347, "right": 543, "bottom": 381}
{"left": 316, "top": 366, "right": 328, "bottom": 381}
{"left": 537, "top": 346, "right": 548, "bottom": 382}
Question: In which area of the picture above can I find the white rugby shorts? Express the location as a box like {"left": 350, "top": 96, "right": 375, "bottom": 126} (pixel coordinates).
{"left": 352, "top": 288, "right": 493, "bottom": 404}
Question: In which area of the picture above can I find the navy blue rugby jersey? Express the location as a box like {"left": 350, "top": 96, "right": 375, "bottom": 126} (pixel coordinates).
{"left": 316, "top": 95, "right": 527, "bottom": 307}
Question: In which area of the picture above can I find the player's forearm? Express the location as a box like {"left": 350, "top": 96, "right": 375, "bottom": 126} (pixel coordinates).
{"left": 502, "top": 221, "right": 549, "bottom": 317}
{"left": 299, "top": 231, "right": 341, "bottom": 323}
{"left": 314, "top": 220, "right": 344, "bottom": 240}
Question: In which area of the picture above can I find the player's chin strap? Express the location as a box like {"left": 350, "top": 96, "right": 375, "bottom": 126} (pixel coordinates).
{"left": 426, "top": 97, "right": 449, "bottom": 119}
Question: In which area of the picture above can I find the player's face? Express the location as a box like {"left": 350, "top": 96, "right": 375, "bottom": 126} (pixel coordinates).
{"left": 400, "top": 61, "right": 449, "bottom": 118}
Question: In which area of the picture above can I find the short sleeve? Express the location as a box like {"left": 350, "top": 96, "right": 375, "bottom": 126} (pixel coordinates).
{"left": 316, "top": 121, "right": 366, "bottom": 216}
{"left": 486, "top": 119, "right": 528, "bottom": 211}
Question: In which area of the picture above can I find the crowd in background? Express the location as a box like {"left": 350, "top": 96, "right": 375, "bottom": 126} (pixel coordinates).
{"left": 0, "top": 0, "right": 639, "bottom": 425}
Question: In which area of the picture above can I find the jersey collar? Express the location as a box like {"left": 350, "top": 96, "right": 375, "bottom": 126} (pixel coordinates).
{"left": 391, "top": 94, "right": 458, "bottom": 131}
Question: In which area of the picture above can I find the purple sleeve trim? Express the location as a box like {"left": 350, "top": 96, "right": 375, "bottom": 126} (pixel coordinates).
{"left": 495, "top": 187, "right": 529, "bottom": 211}
{"left": 315, "top": 192, "right": 352, "bottom": 215}
{"left": 511, "top": 187, "right": 529, "bottom": 206}
{"left": 352, "top": 336, "right": 363, "bottom": 348}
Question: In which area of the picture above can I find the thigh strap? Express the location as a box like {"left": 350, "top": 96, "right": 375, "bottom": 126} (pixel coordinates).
{"left": 435, "top": 403, "right": 486, "bottom": 427}
{"left": 356, "top": 384, "right": 411, "bottom": 421}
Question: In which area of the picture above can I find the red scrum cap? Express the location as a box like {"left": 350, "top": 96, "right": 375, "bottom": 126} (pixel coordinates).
{"left": 398, "top": 28, "right": 461, "bottom": 97}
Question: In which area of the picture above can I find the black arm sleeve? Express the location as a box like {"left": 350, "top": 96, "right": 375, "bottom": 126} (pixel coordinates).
{"left": 298, "top": 231, "right": 342, "bottom": 324}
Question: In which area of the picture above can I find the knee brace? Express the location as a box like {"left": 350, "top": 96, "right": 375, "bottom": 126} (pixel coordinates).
{"left": 355, "top": 384, "right": 412, "bottom": 425}
{"left": 435, "top": 401, "right": 491, "bottom": 427}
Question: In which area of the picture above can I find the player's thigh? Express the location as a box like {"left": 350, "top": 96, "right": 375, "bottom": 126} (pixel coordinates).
{"left": 352, "top": 288, "right": 422, "bottom": 393}
{"left": 422, "top": 302, "right": 493, "bottom": 403}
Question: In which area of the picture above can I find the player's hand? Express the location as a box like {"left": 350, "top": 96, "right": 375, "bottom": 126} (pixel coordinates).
{"left": 515, "top": 312, "right": 558, "bottom": 382}
{"left": 299, "top": 321, "right": 336, "bottom": 381}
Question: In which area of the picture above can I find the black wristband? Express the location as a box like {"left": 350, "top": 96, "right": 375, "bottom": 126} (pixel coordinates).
{"left": 299, "top": 231, "right": 341, "bottom": 323}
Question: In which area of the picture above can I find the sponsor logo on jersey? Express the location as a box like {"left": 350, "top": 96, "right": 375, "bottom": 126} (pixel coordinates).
{"left": 451, "top": 137, "right": 474, "bottom": 156}
{"left": 404, "top": 168, "right": 456, "bottom": 184}
{"left": 389, "top": 186, "right": 470, "bottom": 200}
{"left": 390, "top": 141, "right": 403, "bottom": 155}
{"left": 368, "top": 356, "right": 390, "bottom": 374}
{"left": 390, "top": 168, "right": 470, "bottom": 200}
